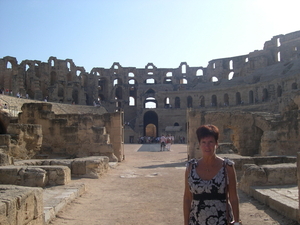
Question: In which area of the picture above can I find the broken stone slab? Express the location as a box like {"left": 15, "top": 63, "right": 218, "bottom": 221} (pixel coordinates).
{"left": 0, "top": 165, "right": 71, "bottom": 187}
{"left": 0, "top": 185, "right": 44, "bottom": 225}
{"left": 72, "top": 156, "right": 109, "bottom": 178}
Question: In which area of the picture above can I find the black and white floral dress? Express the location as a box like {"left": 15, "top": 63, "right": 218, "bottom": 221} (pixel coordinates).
{"left": 187, "top": 158, "right": 233, "bottom": 225}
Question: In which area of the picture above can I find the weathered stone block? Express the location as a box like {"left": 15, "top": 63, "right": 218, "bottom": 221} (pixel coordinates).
{"left": 0, "top": 151, "right": 13, "bottom": 166}
{"left": 71, "top": 159, "right": 86, "bottom": 175}
{"left": 0, "top": 185, "right": 44, "bottom": 225}
{"left": 72, "top": 156, "right": 109, "bottom": 178}
{"left": 33, "top": 166, "right": 71, "bottom": 186}
{"left": 19, "top": 167, "right": 47, "bottom": 187}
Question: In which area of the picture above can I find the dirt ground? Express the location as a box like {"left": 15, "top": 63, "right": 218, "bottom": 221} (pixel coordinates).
{"left": 50, "top": 144, "right": 298, "bottom": 225}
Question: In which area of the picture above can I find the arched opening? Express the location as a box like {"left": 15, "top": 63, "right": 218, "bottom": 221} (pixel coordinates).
{"left": 236, "top": 92, "right": 242, "bottom": 105}
{"left": 164, "top": 97, "right": 170, "bottom": 108}
{"left": 200, "top": 96, "right": 205, "bottom": 107}
{"left": 292, "top": 82, "right": 297, "bottom": 90}
{"left": 6, "top": 61, "right": 12, "bottom": 69}
{"left": 146, "top": 78, "right": 155, "bottom": 84}
{"left": 182, "top": 64, "right": 186, "bottom": 74}
{"left": 143, "top": 111, "right": 158, "bottom": 136}
{"left": 115, "top": 87, "right": 123, "bottom": 100}
{"left": 145, "top": 124, "right": 156, "bottom": 137}
{"left": 129, "top": 86, "right": 136, "bottom": 106}
{"left": 174, "top": 122, "right": 179, "bottom": 126}
{"left": 262, "top": 88, "right": 268, "bottom": 101}
{"left": 175, "top": 97, "right": 180, "bottom": 108}
{"left": 128, "top": 79, "right": 135, "bottom": 85}
{"left": 229, "top": 60, "right": 233, "bottom": 70}
{"left": 180, "top": 78, "right": 187, "bottom": 84}
{"left": 212, "top": 76, "right": 218, "bottom": 82}
{"left": 224, "top": 93, "right": 229, "bottom": 106}
{"left": 129, "top": 96, "right": 135, "bottom": 106}
{"left": 196, "top": 69, "right": 203, "bottom": 76}
{"left": 50, "top": 71, "right": 57, "bottom": 86}
{"left": 187, "top": 96, "right": 193, "bottom": 108}
{"left": 228, "top": 72, "right": 234, "bottom": 80}
{"left": 277, "top": 85, "right": 282, "bottom": 97}
{"left": 145, "top": 97, "right": 156, "bottom": 108}
{"left": 211, "top": 95, "right": 217, "bottom": 107}
{"left": 72, "top": 89, "right": 79, "bottom": 104}
{"left": 249, "top": 90, "right": 254, "bottom": 104}
{"left": 128, "top": 72, "right": 134, "bottom": 77}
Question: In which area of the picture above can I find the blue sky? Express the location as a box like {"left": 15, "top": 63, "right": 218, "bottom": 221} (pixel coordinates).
{"left": 1, "top": 0, "right": 300, "bottom": 72}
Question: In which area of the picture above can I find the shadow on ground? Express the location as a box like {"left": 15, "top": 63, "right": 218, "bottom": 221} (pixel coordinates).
{"left": 138, "top": 161, "right": 186, "bottom": 169}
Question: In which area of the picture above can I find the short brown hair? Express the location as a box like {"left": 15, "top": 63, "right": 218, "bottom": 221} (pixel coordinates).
{"left": 196, "top": 124, "right": 219, "bottom": 143}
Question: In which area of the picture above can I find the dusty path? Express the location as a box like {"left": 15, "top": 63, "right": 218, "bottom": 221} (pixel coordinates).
{"left": 50, "top": 144, "right": 298, "bottom": 225}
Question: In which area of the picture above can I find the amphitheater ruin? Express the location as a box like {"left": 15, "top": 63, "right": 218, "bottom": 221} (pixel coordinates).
{"left": 1, "top": 30, "right": 300, "bottom": 224}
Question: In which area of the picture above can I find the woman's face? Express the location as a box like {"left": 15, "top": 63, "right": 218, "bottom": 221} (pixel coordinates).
{"left": 199, "top": 135, "right": 218, "bottom": 157}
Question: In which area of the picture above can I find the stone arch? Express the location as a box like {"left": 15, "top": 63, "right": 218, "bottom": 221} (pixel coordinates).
{"left": 143, "top": 111, "right": 158, "bottom": 136}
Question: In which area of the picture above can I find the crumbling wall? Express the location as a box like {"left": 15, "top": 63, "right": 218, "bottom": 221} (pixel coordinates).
{"left": 187, "top": 110, "right": 300, "bottom": 159}
{"left": 18, "top": 103, "right": 124, "bottom": 162}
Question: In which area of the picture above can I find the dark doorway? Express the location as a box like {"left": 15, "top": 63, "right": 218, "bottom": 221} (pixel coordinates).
{"left": 143, "top": 111, "right": 158, "bottom": 137}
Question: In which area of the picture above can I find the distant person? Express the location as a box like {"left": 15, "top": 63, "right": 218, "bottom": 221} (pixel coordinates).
{"left": 165, "top": 134, "right": 172, "bottom": 151}
{"left": 160, "top": 134, "right": 166, "bottom": 151}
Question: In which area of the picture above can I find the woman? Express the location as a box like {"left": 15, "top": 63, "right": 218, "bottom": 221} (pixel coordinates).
{"left": 183, "top": 124, "right": 241, "bottom": 225}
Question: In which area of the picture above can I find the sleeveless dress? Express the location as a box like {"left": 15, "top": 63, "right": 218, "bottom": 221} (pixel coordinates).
{"left": 187, "top": 158, "right": 233, "bottom": 225}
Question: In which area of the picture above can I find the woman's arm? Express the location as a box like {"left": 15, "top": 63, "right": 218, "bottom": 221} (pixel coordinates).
{"left": 183, "top": 166, "right": 192, "bottom": 225}
{"left": 227, "top": 164, "right": 240, "bottom": 223}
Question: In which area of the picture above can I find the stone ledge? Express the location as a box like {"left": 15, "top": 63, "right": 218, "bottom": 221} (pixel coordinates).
{"left": 239, "top": 163, "right": 297, "bottom": 194}
{"left": 0, "top": 185, "right": 44, "bottom": 225}
{"left": 43, "top": 183, "right": 86, "bottom": 224}
{"left": 14, "top": 156, "right": 110, "bottom": 179}
{"left": 250, "top": 185, "right": 298, "bottom": 223}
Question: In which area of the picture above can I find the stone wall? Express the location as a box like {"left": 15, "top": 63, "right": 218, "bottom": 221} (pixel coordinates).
{"left": 17, "top": 103, "right": 124, "bottom": 161}
{"left": 187, "top": 110, "right": 300, "bottom": 158}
